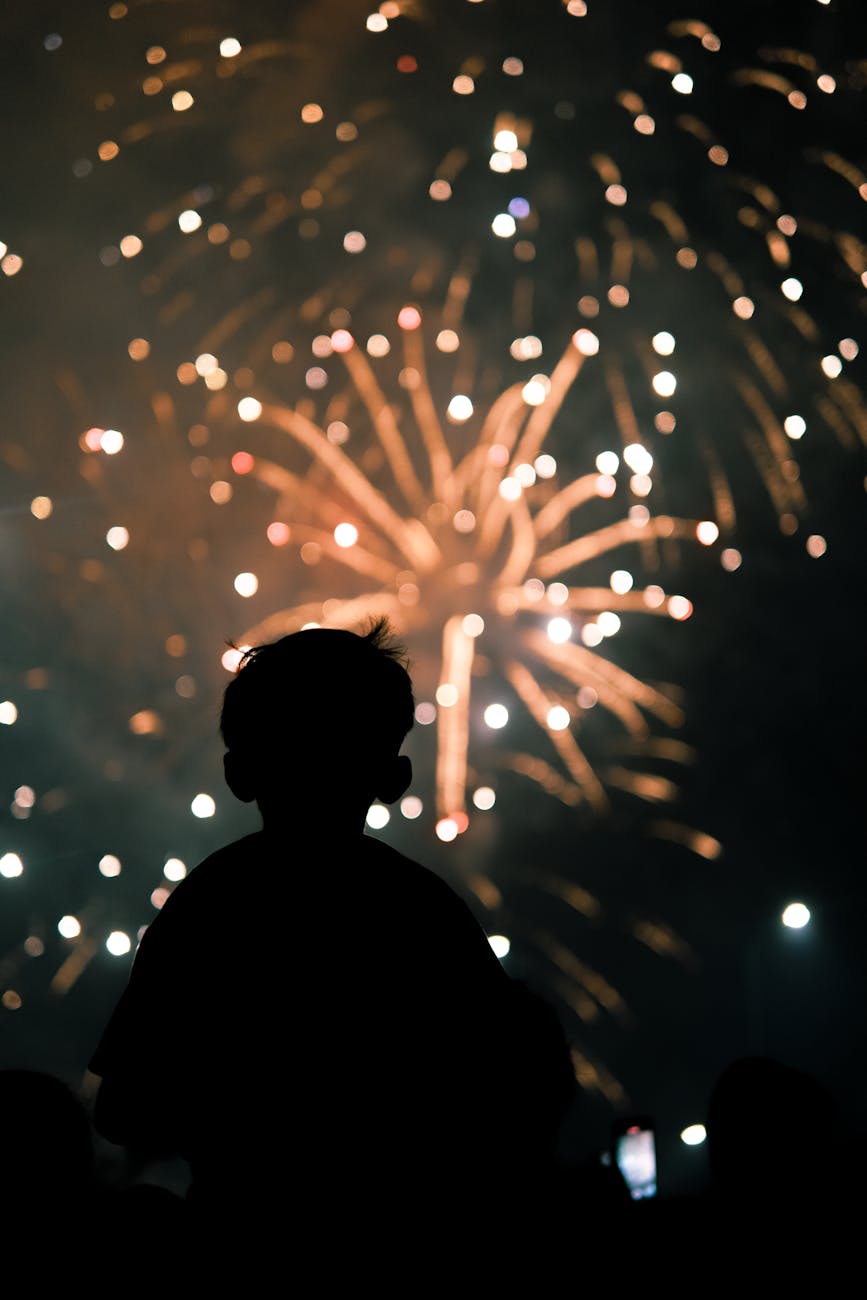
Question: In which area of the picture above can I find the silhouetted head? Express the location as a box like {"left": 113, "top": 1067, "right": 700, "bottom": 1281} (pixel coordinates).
{"left": 707, "top": 1056, "right": 837, "bottom": 1205}
{"left": 221, "top": 618, "right": 414, "bottom": 831}
{"left": 0, "top": 1070, "right": 93, "bottom": 1207}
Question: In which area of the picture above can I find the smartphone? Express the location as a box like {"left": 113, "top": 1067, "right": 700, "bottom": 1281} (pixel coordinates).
{"left": 611, "top": 1116, "right": 657, "bottom": 1200}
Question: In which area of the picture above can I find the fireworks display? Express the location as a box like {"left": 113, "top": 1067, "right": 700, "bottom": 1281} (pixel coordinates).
{"left": 1, "top": 0, "right": 865, "bottom": 1109}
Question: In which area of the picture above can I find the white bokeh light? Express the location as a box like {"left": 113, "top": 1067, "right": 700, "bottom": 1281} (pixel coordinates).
{"left": 191, "top": 793, "right": 216, "bottom": 819}
{"left": 366, "top": 804, "right": 390, "bottom": 830}
{"left": 106, "top": 931, "right": 132, "bottom": 956}
{"left": 484, "top": 703, "right": 509, "bottom": 730}
{"left": 782, "top": 901, "right": 810, "bottom": 929}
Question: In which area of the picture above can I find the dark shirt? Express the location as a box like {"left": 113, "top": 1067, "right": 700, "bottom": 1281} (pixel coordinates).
{"left": 91, "top": 830, "right": 574, "bottom": 1219}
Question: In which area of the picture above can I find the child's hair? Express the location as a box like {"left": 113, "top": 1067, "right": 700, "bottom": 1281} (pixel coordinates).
{"left": 220, "top": 617, "right": 415, "bottom": 761}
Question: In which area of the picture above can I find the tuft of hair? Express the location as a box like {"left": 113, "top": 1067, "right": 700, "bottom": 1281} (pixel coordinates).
{"left": 359, "top": 615, "right": 411, "bottom": 670}
{"left": 220, "top": 617, "right": 415, "bottom": 759}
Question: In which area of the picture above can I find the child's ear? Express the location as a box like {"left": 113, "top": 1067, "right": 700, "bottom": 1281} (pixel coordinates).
{"left": 223, "top": 751, "right": 257, "bottom": 803}
{"left": 375, "top": 754, "right": 412, "bottom": 805}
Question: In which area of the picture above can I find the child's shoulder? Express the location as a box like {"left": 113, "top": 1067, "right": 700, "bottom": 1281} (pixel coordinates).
{"left": 358, "top": 835, "right": 479, "bottom": 920}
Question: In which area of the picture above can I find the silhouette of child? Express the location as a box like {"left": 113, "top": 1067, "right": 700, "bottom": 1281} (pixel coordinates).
{"left": 90, "top": 620, "right": 574, "bottom": 1239}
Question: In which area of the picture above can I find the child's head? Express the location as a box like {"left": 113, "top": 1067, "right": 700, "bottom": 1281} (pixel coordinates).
{"left": 221, "top": 618, "right": 414, "bottom": 827}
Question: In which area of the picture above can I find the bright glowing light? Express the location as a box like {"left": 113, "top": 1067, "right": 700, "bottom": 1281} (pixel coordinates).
{"left": 652, "top": 370, "right": 677, "bottom": 397}
{"left": 488, "top": 934, "right": 511, "bottom": 959}
{"left": 547, "top": 618, "right": 573, "bottom": 644}
{"left": 596, "top": 451, "right": 619, "bottom": 475}
{"left": 572, "top": 328, "right": 599, "bottom": 356}
{"left": 597, "top": 611, "right": 621, "bottom": 637}
{"left": 436, "top": 818, "right": 459, "bottom": 842}
{"left": 582, "top": 623, "right": 603, "bottom": 647}
{"left": 343, "top": 230, "right": 366, "bottom": 253}
{"left": 366, "top": 804, "right": 390, "bottom": 830}
{"left": 0, "top": 853, "right": 23, "bottom": 879}
{"left": 652, "top": 331, "right": 676, "bottom": 355}
{"left": 453, "top": 510, "right": 476, "bottom": 533}
{"left": 472, "top": 786, "right": 496, "bottom": 811}
{"left": 547, "top": 582, "right": 569, "bottom": 606}
{"left": 733, "top": 296, "right": 755, "bottom": 320}
{"left": 462, "top": 614, "right": 485, "bottom": 638}
{"left": 514, "top": 463, "right": 536, "bottom": 488}
{"left": 668, "top": 595, "right": 693, "bottom": 620}
{"left": 436, "top": 330, "right": 459, "bottom": 353}
{"left": 784, "top": 415, "right": 806, "bottom": 440}
{"left": 221, "top": 646, "right": 247, "bottom": 672}
{"left": 0, "top": 702, "right": 18, "bottom": 725}
{"left": 681, "top": 1124, "right": 707, "bottom": 1146}
{"left": 498, "top": 476, "right": 522, "bottom": 501}
{"left": 494, "top": 129, "right": 519, "bottom": 152}
{"left": 398, "top": 306, "right": 422, "bottom": 331}
{"left": 178, "top": 209, "right": 202, "bottom": 233}
{"left": 535, "top": 454, "right": 557, "bottom": 478}
{"left": 367, "top": 334, "right": 390, "bottom": 357}
{"left": 98, "top": 854, "right": 122, "bottom": 878}
{"left": 100, "top": 429, "right": 124, "bottom": 454}
{"left": 366, "top": 13, "right": 388, "bottom": 32}
{"left": 447, "top": 395, "right": 474, "bottom": 422}
{"left": 610, "top": 569, "right": 633, "bottom": 594}
{"left": 106, "top": 526, "right": 129, "bottom": 551}
{"left": 191, "top": 793, "right": 216, "bottom": 818}
{"left": 489, "top": 151, "right": 512, "bottom": 173}
{"left": 231, "top": 451, "right": 254, "bottom": 476}
{"left": 806, "top": 534, "right": 827, "bottom": 558}
{"left": 522, "top": 376, "right": 549, "bottom": 405}
{"left": 782, "top": 902, "right": 810, "bottom": 929}
{"left": 31, "top": 496, "right": 52, "bottom": 519}
{"left": 781, "top": 277, "right": 803, "bottom": 301}
{"left": 623, "top": 443, "right": 653, "bottom": 474}
{"left": 696, "top": 521, "right": 719, "bottom": 545}
{"left": 415, "top": 702, "right": 436, "bottom": 725}
{"left": 672, "top": 73, "right": 694, "bottom": 94}
{"left": 266, "top": 522, "right": 291, "bottom": 548}
{"left": 220, "top": 37, "right": 242, "bottom": 57}
{"left": 484, "top": 703, "right": 509, "bottom": 729}
{"left": 334, "top": 523, "right": 359, "bottom": 548}
{"left": 234, "top": 572, "right": 259, "bottom": 597}
{"left": 235, "top": 397, "right": 262, "bottom": 424}
{"left": 400, "top": 796, "right": 423, "bottom": 820}
{"left": 821, "top": 355, "right": 842, "bottom": 379}
{"left": 58, "top": 915, "right": 81, "bottom": 938}
{"left": 195, "top": 352, "right": 218, "bottom": 377}
{"left": 492, "top": 213, "right": 517, "bottom": 238}
{"left": 106, "top": 931, "right": 132, "bottom": 956}
{"left": 547, "top": 705, "right": 571, "bottom": 731}
{"left": 605, "top": 184, "right": 627, "bottom": 206}
{"left": 172, "top": 90, "right": 194, "bottom": 112}
{"left": 163, "top": 858, "right": 187, "bottom": 881}
{"left": 436, "top": 683, "right": 459, "bottom": 708}
{"left": 119, "top": 235, "right": 142, "bottom": 258}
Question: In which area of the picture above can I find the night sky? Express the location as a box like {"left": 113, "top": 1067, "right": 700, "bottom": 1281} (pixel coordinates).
{"left": 2, "top": 0, "right": 865, "bottom": 1194}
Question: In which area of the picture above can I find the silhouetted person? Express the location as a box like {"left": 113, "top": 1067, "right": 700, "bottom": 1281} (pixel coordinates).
{"left": 704, "top": 1056, "right": 854, "bottom": 1278}
{"left": 90, "top": 621, "right": 574, "bottom": 1254}
{"left": 1, "top": 1070, "right": 95, "bottom": 1254}
{"left": 707, "top": 1056, "right": 837, "bottom": 1212}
